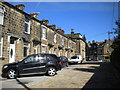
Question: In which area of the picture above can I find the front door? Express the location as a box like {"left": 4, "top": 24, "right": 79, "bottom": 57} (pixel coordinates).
{"left": 9, "top": 44, "right": 15, "bottom": 63}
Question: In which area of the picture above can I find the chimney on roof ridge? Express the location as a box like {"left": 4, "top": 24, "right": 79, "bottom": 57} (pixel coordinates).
{"left": 29, "top": 12, "right": 39, "bottom": 19}
{"left": 41, "top": 20, "right": 49, "bottom": 25}
{"left": 56, "top": 28, "right": 64, "bottom": 34}
{"left": 71, "top": 28, "right": 74, "bottom": 34}
{"left": 15, "top": 4, "right": 25, "bottom": 11}
{"left": 48, "top": 24, "right": 56, "bottom": 30}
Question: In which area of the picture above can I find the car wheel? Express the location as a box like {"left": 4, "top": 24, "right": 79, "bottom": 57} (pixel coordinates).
{"left": 47, "top": 67, "right": 56, "bottom": 76}
{"left": 66, "top": 63, "right": 69, "bottom": 67}
{"left": 7, "top": 69, "right": 18, "bottom": 79}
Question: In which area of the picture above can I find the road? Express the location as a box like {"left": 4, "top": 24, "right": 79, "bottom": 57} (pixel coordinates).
{"left": 1, "top": 61, "right": 101, "bottom": 89}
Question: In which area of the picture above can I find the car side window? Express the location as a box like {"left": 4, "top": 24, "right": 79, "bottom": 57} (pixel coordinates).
{"left": 48, "top": 55, "right": 58, "bottom": 61}
{"left": 24, "top": 55, "right": 36, "bottom": 63}
{"left": 37, "top": 54, "right": 46, "bottom": 63}
{"left": 38, "top": 54, "right": 46, "bottom": 60}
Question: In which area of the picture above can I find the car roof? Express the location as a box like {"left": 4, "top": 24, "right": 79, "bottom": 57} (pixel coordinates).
{"left": 27, "top": 53, "right": 57, "bottom": 56}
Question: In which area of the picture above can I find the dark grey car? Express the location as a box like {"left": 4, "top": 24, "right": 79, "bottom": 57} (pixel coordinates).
{"left": 2, "top": 54, "right": 61, "bottom": 79}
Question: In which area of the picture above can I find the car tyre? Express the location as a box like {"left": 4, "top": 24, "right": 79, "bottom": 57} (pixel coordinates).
{"left": 66, "top": 63, "right": 69, "bottom": 67}
{"left": 7, "top": 69, "right": 18, "bottom": 79}
{"left": 47, "top": 67, "right": 56, "bottom": 76}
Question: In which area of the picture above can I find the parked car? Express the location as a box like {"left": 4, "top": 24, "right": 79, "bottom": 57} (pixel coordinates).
{"left": 1, "top": 54, "right": 61, "bottom": 79}
{"left": 69, "top": 55, "right": 82, "bottom": 64}
{"left": 59, "top": 56, "right": 69, "bottom": 68}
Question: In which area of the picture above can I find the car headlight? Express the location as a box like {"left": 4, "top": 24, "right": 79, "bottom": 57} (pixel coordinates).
{"left": 3, "top": 65, "right": 8, "bottom": 69}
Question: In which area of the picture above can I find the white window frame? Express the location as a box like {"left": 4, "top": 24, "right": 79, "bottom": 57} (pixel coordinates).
{"left": 41, "top": 25, "right": 47, "bottom": 40}
{"left": 68, "top": 40, "right": 70, "bottom": 48}
{"left": 41, "top": 44, "right": 47, "bottom": 53}
{"left": 0, "top": 37, "right": 3, "bottom": 58}
{"left": 62, "top": 37, "right": 64, "bottom": 45}
{"left": 23, "top": 43, "right": 30, "bottom": 57}
{"left": 54, "top": 48, "right": 57, "bottom": 55}
{"left": 34, "top": 45, "right": 38, "bottom": 54}
{"left": 24, "top": 18, "right": 30, "bottom": 34}
{"left": 0, "top": 5, "right": 5, "bottom": 25}
{"left": 54, "top": 33, "right": 57, "bottom": 43}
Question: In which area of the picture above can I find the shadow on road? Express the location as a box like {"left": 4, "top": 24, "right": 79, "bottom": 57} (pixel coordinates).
{"left": 69, "top": 61, "right": 102, "bottom": 66}
{"left": 15, "top": 78, "right": 31, "bottom": 90}
{"left": 73, "top": 62, "right": 100, "bottom": 73}
{"left": 81, "top": 61, "right": 102, "bottom": 65}
{"left": 82, "top": 62, "right": 120, "bottom": 88}
{"left": 18, "top": 74, "right": 45, "bottom": 78}
{"left": 73, "top": 68, "right": 96, "bottom": 73}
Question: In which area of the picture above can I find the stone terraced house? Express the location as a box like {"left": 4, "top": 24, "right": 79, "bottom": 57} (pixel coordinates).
{"left": 0, "top": 2, "right": 86, "bottom": 72}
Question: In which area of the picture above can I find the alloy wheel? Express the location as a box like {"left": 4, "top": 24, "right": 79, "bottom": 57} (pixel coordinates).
{"left": 7, "top": 69, "right": 17, "bottom": 79}
{"left": 47, "top": 67, "right": 56, "bottom": 76}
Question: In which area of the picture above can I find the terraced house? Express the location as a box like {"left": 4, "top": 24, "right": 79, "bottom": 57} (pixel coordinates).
{"left": 0, "top": 2, "right": 86, "bottom": 71}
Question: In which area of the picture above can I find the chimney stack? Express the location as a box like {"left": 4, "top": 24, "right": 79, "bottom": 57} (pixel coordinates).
{"left": 56, "top": 28, "right": 64, "bottom": 34}
{"left": 29, "top": 13, "right": 39, "bottom": 19}
{"left": 48, "top": 24, "right": 56, "bottom": 30}
{"left": 41, "top": 20, "right": 49, "bottom": 25}
{"left": 71, "top": 28, "right": 74, "bottom": 34}
{"left": 15, "top": 4, "right": 25, "bottom": 11}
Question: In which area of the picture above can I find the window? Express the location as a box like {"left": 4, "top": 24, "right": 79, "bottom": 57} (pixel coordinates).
{"left": 54, "top": 34, "right": 57, "bottom": 43}
{"left": 0, "top": 5, "right": 4, "bottom": 25}
{"left": 24, "top": 55, "right": 36, "bottom": 63}
{"left": 54, "top": 48, "right": 57, "bottom": 54}
{"left": 41, "top": 26, "right": 47, "bottom": 40}
{"left": 107, "top": 44, "right": 109, "bottom": 46}
{"left": 24, "top": 18, "right": 30, "bottom": 34}
{"left": 23, "top": 43, "right": 30, "bottom": 57}
{"left": 0, "top": 37, "right": 3, "bottom": 57}
{"left": 68, "top": 41, "right": 70, "bottom": 48}
{"left": 41, "top": 46, "right": 46, "bottom": 53}
{"left": 34, "top": 45, "right": 38, "bottom": 54}
{"left": 62, "top": 37, "right": 64, "bottom": 45}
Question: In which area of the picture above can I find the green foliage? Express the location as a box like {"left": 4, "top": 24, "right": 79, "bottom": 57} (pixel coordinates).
{"left": 111, "top": 37, "right": 120, "bottom": 50}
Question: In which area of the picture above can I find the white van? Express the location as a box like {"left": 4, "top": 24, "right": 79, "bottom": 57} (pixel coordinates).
{"left": 69, "top": 55, "right": 83, "bottom": 64}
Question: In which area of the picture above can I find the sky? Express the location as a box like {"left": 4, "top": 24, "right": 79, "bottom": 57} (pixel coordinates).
{"left": 9, "top": 2, "right": 119, "bottom": 42}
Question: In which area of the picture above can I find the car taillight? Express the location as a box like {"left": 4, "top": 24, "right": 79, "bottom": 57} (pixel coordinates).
{"left": 58, "top": 61, "right": 61, "bottom": 64}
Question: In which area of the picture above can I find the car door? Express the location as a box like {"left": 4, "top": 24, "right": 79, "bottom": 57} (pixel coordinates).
{"left": 38, "top": 54, "right": 47, "bottom": 72}
{"left": 18, "top": 55, "right": 41, "bottom": 74}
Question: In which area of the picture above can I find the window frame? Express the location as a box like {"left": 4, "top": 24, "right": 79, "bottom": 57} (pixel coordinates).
{"left": 41, "top": 25, "right": 47, "bottom": 40}
{"left": 54, "top": 33, "right": 57, "bottom": 43}
{"left": 68, "top": 40, "right": 70, "bottom": 48}
{"left": 23, "top": 42, "right": 30, "bottom": 57}
{"left": 41, "top": 44, "right": 47, "bottom": 53}
{"left": 24, "top": 18, "right": 30, "bottom": 34}
{"left": 0, "top": 5, "right": 5, "bottom": 25}
{"left": 62, "top": 37, "right": 64, "bottom": 45}
{"left": 0, "top": 37, "right": 3, "bottom": 58}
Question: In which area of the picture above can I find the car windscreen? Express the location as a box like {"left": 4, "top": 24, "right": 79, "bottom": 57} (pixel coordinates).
{"left": 71, "top": 56, "right": 77, "bottom": 59}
